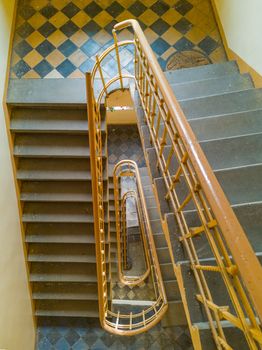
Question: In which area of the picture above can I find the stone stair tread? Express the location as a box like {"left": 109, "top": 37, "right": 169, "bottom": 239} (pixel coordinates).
{"left": 189, "top": 109, "right": 262, "bottom": 141}
{"left": 22, "top": 202, "right": 94, "bottom": 223}
{"left": 180, "top": 88, "right": 262, "bottom": 119}
{"left": 30, "top": 262, "right": 97, "bottom": 283}
{"left": 20, "top": 181, "right": 93, "bottom": 202}
{"left": 171, "top": 73, "right": 253, "bottom": 100}
{"left": 35, "top": 300, "right": 99, "bottom": 318}
{"left": 164, "top": 61, "right": 238, "bottom": 84}
{"left": 17, "top": 158, "right": 93, "bottom": 181}
{"left": 10, "top": 108, "right": 100, "bottom": 133}
{"left": 28, "top": 243, "right": 96, "bottom": 263}
{"left": 33, "top": 282, "right": 98, "bottom": 300}
{"left": 13, "top": 134, "right": 104, "bottom": 158}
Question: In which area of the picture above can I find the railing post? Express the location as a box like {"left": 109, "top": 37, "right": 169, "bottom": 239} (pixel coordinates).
{"left": 112, "top": 29, "right": 124, "bottom": 90}
{"left": 86, "top": 72, "right": 105, "bottom": 326}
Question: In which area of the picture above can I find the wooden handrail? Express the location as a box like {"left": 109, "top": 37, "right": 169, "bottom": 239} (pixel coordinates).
{"left": 114, "top": 19, "right": 262, "bottom": 322}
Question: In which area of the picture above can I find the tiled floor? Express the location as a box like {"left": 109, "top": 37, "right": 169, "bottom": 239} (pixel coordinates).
{"left": 37, "top": 321, "right": 193, "bottom": 349}
{"left": 108, "top": 125, "right": 146, "bottom": 167}
{"left": 11, "top": 0, "right": 226, "bottom": 79}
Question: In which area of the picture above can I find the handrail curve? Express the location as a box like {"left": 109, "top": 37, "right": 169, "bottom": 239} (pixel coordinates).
{"left": 113, "top": 20, "right": 262, "bottom": 321}
{"left": 87, "top": 19, "right": 262, "bottom": 346}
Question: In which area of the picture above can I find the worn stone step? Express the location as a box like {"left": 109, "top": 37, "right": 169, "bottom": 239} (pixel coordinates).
{"left": 189, "top": 109, "right": 262, "bottom": 141}
{"left": 157, "top": 247, "right": 171, "bottom": 264}
{"left": 13, "top": 134, "right": 99, "bottom": 158}
{"left": 32, "top": 282, "right": 98, "bottom": 301}
{"left": 180, "top": 88, "right": 262, "bottom": 119}
{"left": 165, "top": 201, "right": 262, "bottom": 262}
{"left": 22, "top": 202, "right": 95, "bottom": 223}
{"left": 10, "top": 108, "right": 101, "bottom": 134}
{"left": 153, "top": 232, "right": 167, "bottom": 248}
{"left": 161, "top": 300, "right": 186, "bottom": 327}
{"left": 30, "top": 262, "right": 98, "bottom": 283}
{"left": 35, "top": 300, "right": 99, "bottom": 318}
{"left": 28, "top": 243, "right": 96, "bottom": 263}
{"left": 17, "top": 158, "right": 92, "bottom": 181}
{"left": 25, "top": 223, "right": 95, "bottom": 244}
{"left": 20, "top": 181, "right": 93, "bottom": 202}
{"left": 164, "top": 61, "right": 238, "bottom": 84}
{"left": 147, "top": 131, "right": 262, "bottom": 175}
{"left": 164, "top": 280, "right": 180, "bottom": 301}
{"left": 171, "top": 73, "right": 252, "bottom": 100}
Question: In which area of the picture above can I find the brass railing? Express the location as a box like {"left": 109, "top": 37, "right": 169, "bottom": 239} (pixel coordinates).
{"left": 117, "top": 189, "right": 151, "bottom": 284}
{"left": 87, "top": 18, "right": 262, "bottom": 346}
{"left": 114, "top": 162, "right": 151, "bottom": 286}
{"left": 86, "top": 73, "right": 167, "bottom": 334}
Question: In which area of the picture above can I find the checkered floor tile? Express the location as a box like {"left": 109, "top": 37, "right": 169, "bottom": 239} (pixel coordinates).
{"left": 11, "top": 0, "right": 226, "bottom": 79}
{"left": 37, "top": 321, "right": 193, "bottom": 349}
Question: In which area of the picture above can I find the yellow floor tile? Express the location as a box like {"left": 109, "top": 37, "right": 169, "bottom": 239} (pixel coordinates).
{"left": 71, "top": 11, "right": 91, "bottom": 28}
{"left": 26, "top": 31, "right": 45, "bottom": 48}
{"left": 139, "top": 9, "right": 158, "bottom": 27}
{"left": 209, "top": 46, "right": 227, "bottom": 63}
{"left": 72, "top": 0, "right": 93, "bottom": 9}
{"left": 143, "top": 28, "right": 159, "bottom": 44}
{"left": 185, "top": 26, "right": 207, "bottom": 45}
{"left": 51, "top": 0, "right": 69, "bottom": 10}
{"left": 69, "top": 49, "right": 87, "bottom": 67}
{"left": 48, "top": 30, "right": 68, "bottom": 47}
{"left": 161, "top": 8, "right": 182, "bottom": 26}
{"left": 23, "top": 50, "right": 43, "bottom": 68}
{"left": 22, "top": 69, "right": 41, "bottom": 78}
{"left": 67, "top": 69, "right": 85, "bottom": 78}
{"left": 185, "top": 7, "right": 206, "bottom": 26}
{"left": 93, "top": 30, "right": 112, "bottom": 46}
{"left": 28, "top": 12, "right": 46, "bottom": 30}
{"left": 70, "top": 31, "right": 89, "bottom": 47}
{"left": 162, "top": 27, "right": 182, "bottom": 45}
{"left": 46, "top": 49, "right": 65, "bottom": 67}
{"left": 50, "top": 12, "right": 69, "bottom": 28}
{"left": 116, "top": 10, "right": 136, "bottom": 22}
{"left": 94, "top": 11, "right": 114, "bottom": 28}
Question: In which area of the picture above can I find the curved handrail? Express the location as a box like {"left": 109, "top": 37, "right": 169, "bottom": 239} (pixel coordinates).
{"left": 113, "top": 20, "right": 262, "bottom": 321}
{"left": 88, "top": 19, "right": 262, "bottom": 345}
{"left": 87, "top": 73, "right": 168, "bottom": 335}
{"left": 118, "top": 189, "right": 151, "bottom": 285}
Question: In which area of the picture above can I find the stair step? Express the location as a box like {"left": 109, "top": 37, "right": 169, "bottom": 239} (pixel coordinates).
{"left": 28, "top": 243, "right": 96, "bottom": 263}
{"left": 164, "top": 280, "right": 180, "bottom": 301}
{"left": 161, "top": 300, "right": 186, "bottom": 326}
{"left": 30, "top": 262, "right": 97, "bottom": 283}
{"left": 160, "top": 262, "right": 174, "bottom": 281}
{"left": 153, "top": 232, "right": 167, "bottom": 248}
{"left": 10, "top": 108, "right": 102, "bottom": 134}
{"left": 157, "top": 247, "right": 171, "bottom": 264}
{"left": 35, "top": 300, "right": 99, "bottom": 318}
{"left": 189, "top": 109, "right": 262, "bottom": 141}
{"left": 22, "top": 202, "right": 94, "bottom": 223}
{"left": 200, "top": 133, "right": 262, "bottom": 170}
{"left": 20, "top": 181, "right": 93, "bottom": 202}
{"left": 165, "top": 201, "right": 262, "bottom": 262}
{"left": 13, "top": 134, "right": 96, "bottom": 158}
{"left": 171, "top": 73, "right": 252, "bottom": 100}
{"left": 180, "top": 88, "right": 262, "bottom": 119}
{"left": 149, "top": 131, "right": 262, "bottom": 173}
{"left": 17, "top": 158, "right": 92, "bottom": 181}
{"left": 33, "top": 282, "right": 98, "bottom": 300}
{"left": 25, "top": 223, "right": 95, "bottom": 243}
{"left": 164, "top": 61, "right": 238, "bottom": 84}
